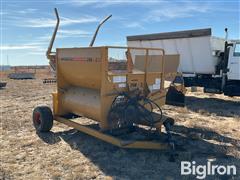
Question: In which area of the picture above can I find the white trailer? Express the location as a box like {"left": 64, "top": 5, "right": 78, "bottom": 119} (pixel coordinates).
{"left": 127, "top": 28, "right": 240, "bottom": 96}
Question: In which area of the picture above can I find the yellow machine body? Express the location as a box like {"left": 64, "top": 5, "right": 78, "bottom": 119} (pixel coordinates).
{"left": 53, "top": 46, "right": 181, "bottom": 130}
{"left": 33, "top": 9, "right": 186, "bottom": 151}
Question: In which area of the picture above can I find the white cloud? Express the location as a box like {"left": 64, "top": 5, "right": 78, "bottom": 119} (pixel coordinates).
{"left": 58, "top": 29, "right": 91, "bottom": 38}
{"left": 125, "top": 22, "right": 144, "bottom": 29}
{"left": 16, "top": 15, "right": 98, "bottom": 28}
{"left": 17, "top": 8, "right": 37, "bottom": 14}
{"left": 33, "top": 29, "right": 91, "bottom": 44}
{"left": 57, "top": 0, "right": 96, "bottom": 6}
{"left": 0, "top": 8, "right": 37, "bottom": 16}
{"left": 58, "top": 0, "right": 161, "bottom": 7}
{"left": 27, "top": 51, "right": 45, "bottom": 55}
{"left": 0, "top": 28, "right": 91, "bottom": 52}
{"left": 0, "top": 45, "right": 40, "bottom": 50}
{"left": 36, "top": 35, "right": 52, "bottom": 41}
{"left": 0, "top": 40, "right": 49, "bottom": 51}
{"left": 145, "top": 2, "right": 210, "bottom": 22}
{"left": 59, "top": 29, "right": 90, "bottom": 35}
{"left": 0, "top": 12, "right": 8, "bottom": 15}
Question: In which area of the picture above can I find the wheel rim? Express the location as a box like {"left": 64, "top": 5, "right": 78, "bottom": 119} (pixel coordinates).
{"left": 34, "top": 112, "right": 41, "bottom": 126}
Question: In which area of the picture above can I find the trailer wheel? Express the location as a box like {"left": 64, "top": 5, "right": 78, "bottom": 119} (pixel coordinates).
{"left": 32, "top": 106, "right": 53, "bottom": 132}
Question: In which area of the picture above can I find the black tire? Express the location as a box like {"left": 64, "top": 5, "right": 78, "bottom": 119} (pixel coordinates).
{"left": 164, "top": 117, "right": 175, "bottom": 127}
{"left": 32, "top": 106, "right": 53, "bottom": 132}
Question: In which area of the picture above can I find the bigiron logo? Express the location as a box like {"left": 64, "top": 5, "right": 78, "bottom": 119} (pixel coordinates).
{"left": 181, "top": 161, "right": 237, "bottom": 179}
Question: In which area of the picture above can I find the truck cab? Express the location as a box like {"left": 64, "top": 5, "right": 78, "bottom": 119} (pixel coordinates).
{"left": 227, "top": 41, "right": 240, "bottom": 80}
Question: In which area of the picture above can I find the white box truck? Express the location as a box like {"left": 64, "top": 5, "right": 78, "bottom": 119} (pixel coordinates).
{"left": 127, "top": 28, "right": 240, "bottom": 96}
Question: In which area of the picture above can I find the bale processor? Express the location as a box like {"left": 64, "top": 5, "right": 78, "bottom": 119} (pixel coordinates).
{"left": 33, "top": 8, "right": 185, "bottom": 150}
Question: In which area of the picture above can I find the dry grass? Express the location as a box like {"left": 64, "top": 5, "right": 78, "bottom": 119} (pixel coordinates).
{"left": 0, "top": 77, "right": 240, "bottom": 179}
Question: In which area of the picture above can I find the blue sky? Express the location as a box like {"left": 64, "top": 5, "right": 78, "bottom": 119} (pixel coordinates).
{"left": 0, "top": 0, "right": 239, "bottom": 65}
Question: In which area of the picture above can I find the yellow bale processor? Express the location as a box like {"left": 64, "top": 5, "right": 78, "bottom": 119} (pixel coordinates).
{"left": 33, "top": 9, "right": 185, "bottom": 150}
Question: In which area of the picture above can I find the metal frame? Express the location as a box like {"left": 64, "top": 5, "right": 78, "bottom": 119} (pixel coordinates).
{"left": 51, "top": 45, "right": 181, "bottom": 150}
{"left": 55, "top": 116, "right": 170, "bottom": 150}
{"left": 106, "top": 46, "right": 165, "bottom": 92}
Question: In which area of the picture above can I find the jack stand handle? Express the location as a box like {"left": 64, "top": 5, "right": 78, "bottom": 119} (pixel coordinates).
{"left": 163, "top": 119, "right": 176, "bottom": 162}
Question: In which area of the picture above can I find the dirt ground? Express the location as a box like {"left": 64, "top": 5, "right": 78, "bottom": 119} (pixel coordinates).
{"left": 0, "top": 78, "right": 240, "bottom": 180}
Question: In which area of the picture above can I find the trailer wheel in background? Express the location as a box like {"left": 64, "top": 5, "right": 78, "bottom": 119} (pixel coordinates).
{"left": 32, "top": 106, "right": 53, "bottom": 132}
{"left": 223, "top": 83, "right": 240, "bottom": 97}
